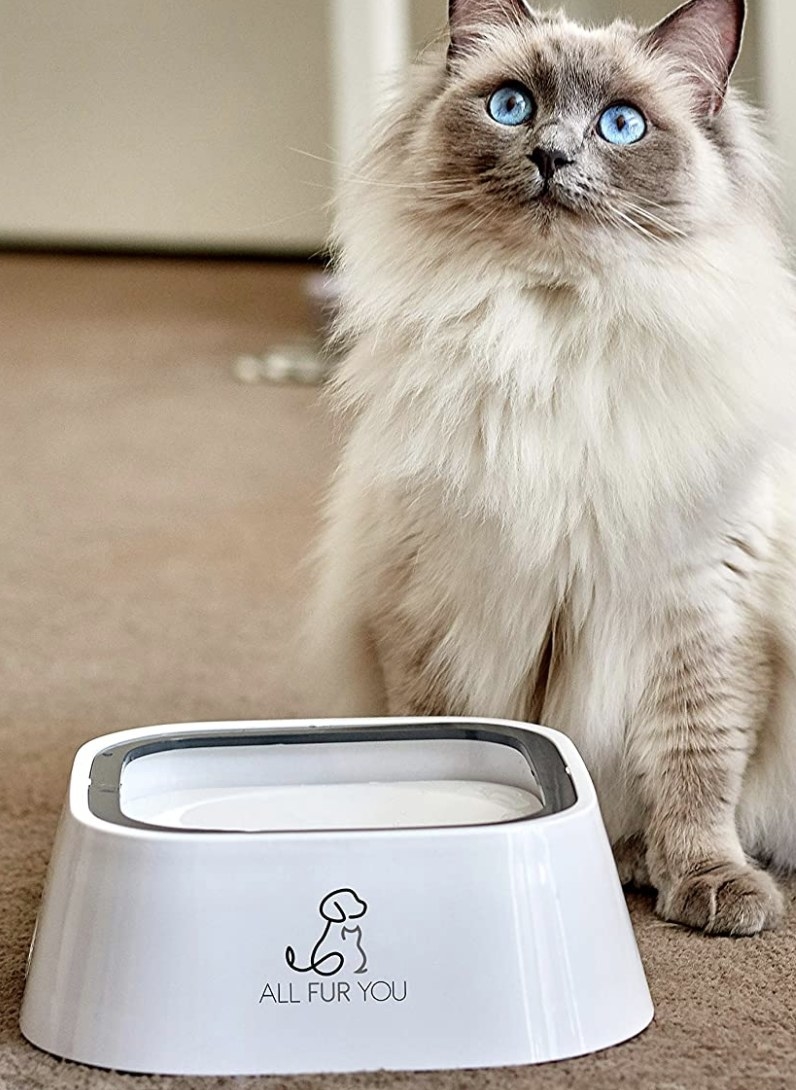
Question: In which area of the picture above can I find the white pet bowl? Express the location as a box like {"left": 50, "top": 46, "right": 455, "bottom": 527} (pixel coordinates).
{"left": 21, "top": 718, "right": 653, "bottom": 1075}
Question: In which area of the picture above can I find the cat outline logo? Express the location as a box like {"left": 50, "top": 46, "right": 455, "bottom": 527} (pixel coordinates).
{"left": 285, "top": 888, "right": 368, "bottom": 977}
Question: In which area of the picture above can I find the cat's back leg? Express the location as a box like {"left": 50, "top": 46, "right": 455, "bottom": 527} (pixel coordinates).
{"left": 738, "top": 466, "right": 796, "bottom": 871}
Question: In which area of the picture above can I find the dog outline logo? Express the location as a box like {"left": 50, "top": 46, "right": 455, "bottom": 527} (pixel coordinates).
{"left": 285, "top": 888, "right": 368, "bottom": 977}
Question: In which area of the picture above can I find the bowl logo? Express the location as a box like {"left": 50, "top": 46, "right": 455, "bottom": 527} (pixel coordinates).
{"left": 285, "top": 888, "right": 368, "bottom": 977}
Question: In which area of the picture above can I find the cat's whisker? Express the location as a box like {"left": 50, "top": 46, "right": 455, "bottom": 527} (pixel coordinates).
{"left": 289, "top": 147, "right": 478, "bottom": 195}
{"left": 349, "top": 177, "right": 476, "bottom": 195}
{"left": 601, "top": 182, "right": 684, "bottom": 215}
{"left": 445, "top": 205, "right": 502, "bottom": 244}
{"left": 619, "top": 203, "right": 687, "bottom": 239}
{"left": 602, "top": 205, "right": 662, "bottom": 245}
{"left": 553, "top": 176, "right": 687, "bottom": 243}
{"left": 606, "top": 200, "right": 734, "bottom": 280}
{"left": 598, "top": 186, "right": 687, "bottom": 237}
{"left": 354, "top": 176, "right": 474, "bottom": 191}
{"left": 592, "top": 186, "right": 688, "bottom": 242}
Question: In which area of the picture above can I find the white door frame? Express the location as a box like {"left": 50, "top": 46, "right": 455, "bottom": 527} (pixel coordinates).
{"left": 330, "top": 0, "right": 412, "bottom": 186}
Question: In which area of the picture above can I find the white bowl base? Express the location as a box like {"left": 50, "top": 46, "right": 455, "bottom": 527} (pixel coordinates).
{"left": 20, "top": 718, "right": 653, "bottom": 1076}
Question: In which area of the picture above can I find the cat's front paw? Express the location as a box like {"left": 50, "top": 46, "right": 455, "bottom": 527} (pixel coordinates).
{"left": 657, "top": 863, "right": 785, "bottom": 936}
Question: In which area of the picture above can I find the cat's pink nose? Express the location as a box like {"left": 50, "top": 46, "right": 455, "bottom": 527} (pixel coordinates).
{"left": 529, "top": 147, "right": 573, "bottom": 181}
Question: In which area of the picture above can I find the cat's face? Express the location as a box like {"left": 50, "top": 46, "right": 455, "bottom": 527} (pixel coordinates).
{"left": 406, "top": 0, "right": 746, "bottom": 268}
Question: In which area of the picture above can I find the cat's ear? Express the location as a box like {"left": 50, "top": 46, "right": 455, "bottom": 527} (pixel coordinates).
{"left": 448, "top": 0, "right": 538, "bottom": 66}
{"left": 642, "top": 0, "right": 745, "bottom": 116}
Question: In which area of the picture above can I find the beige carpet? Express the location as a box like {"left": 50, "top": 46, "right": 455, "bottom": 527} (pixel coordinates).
{"left": 0, "top": 253, "right": 794, "bottom": 1090}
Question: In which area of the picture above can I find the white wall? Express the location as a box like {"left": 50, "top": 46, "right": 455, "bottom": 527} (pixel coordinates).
{"left": 0, "top": 1, "right": 334, "bottom": 252}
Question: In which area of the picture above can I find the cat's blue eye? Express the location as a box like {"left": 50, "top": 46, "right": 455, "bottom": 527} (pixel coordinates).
{"left": 598, "top": 104, "right": 647, "bottom": 146}
{"left": 487, "top": 83, "right": 535, "bottom": 127}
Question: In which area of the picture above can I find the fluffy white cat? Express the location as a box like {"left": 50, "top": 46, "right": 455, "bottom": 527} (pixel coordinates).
{"left": 303, "top": 0, "right": 796, "bottom": 935}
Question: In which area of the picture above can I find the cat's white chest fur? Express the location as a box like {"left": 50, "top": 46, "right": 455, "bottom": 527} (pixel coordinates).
{"left": 334, "top": 284, "right": 777, "bottom": 840}
{"left": 346, "top": 280, "right": 757, "bottom": 570}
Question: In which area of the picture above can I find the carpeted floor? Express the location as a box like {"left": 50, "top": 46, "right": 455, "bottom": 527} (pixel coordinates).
{"left": 0, "top": 254, "right": 794, "bottom": 1090}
